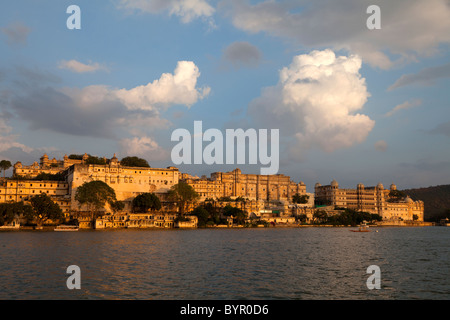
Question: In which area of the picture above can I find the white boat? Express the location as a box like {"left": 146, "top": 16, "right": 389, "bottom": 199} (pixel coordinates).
{"left": 54, "top": 225, "right": 79, "bottom": 231}
{"left": 350, "top": 222, "right": 370, "bottom": 232}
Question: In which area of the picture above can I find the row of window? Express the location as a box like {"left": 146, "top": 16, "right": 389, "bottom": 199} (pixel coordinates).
{"left": 0, "top": 189, "right": 63, "bottom": 194}
{"left": 93, "top": 168, "right": 177, "bottom": 176}
{"left": 5, "top": 183, "right": 67, "bottom": 188}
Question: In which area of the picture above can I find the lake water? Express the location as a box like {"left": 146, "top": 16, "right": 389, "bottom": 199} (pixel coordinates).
{"left": 0, "top": 226, "right": 449, "bottom": 300}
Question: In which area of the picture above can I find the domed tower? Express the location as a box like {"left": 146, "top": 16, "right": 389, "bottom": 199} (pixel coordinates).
{"left": 81, "top": 153, "right": 89, "bottom": 163}
{"left": 377, "top": 182, "right": 384, "bottom": 190}
{"left": 390, "top": 183, "right": 397, "bottom": 191}
{"left": 110, "top": 153, "right": 119, "bottom": 166}
{"left": 40, "top": 154, "right": 49, "bottom": 167}
{"left": 331, "top": 179, "right": 338, "bottom": 189}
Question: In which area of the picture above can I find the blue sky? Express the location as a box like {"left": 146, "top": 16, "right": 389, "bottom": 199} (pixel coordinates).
{"left": 1, "top": 0, "right": 449, "bottom": 191}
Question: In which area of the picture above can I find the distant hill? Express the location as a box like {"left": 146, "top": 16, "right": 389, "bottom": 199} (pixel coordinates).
{"left": 402, "top": 185, "right": 450, "bottom": 221}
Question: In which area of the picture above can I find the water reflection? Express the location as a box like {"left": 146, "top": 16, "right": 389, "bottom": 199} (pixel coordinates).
{"left": 0, "top": 227, "right": 448, "bottom": 299}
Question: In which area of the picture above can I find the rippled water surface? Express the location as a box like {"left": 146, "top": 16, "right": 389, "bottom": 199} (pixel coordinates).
{"left": 0, "top": 227, "right": 449, "bottom": 299}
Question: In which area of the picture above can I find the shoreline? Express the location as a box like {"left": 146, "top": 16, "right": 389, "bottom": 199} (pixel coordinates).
{"left": 0, "top": 221, "right": 436, "bottom": 232}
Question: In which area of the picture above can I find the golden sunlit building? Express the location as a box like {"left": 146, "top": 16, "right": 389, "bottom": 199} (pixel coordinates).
{"left": 314, "top": 180, "right": 424, "bottom": 222}
{"left": 182, "top": 168, "right": 307, "bottom": 202}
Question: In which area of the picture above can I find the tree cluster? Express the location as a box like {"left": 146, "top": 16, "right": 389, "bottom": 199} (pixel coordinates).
{"left": 312, "top": 208, "right": 382, "bottom": 226}
{"left": 0, "top": 193, "right": 64, "bottom": 227}
{"left": 132, "top": 193, "right": 161, "bottom": 212}
{"left": 120, "top": 156, "right": 150, "bottom": 168}
{"left": 0, "top": 160, "right": 12, "bottom": 178}
{"left": 292, "top": 193, "right": 310, "bottom": 204}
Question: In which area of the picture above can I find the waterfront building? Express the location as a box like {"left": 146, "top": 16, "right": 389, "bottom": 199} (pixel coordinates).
{"left": 314, "top": 180, "right": 424, "bottom": 222}
{"left": 13, "top": 153, "right": 90, "bottom": 178}
{"left": 1, "top": 153, "right": 426, "bottom": 227}
{"left": 182, "top": 168, "right": 307, "bottom": 202}
{"left": 66, "top": 154, "right": 180, "bottom": 211}
{"left": 0, "top": 179, "right": 71, "bottom": 216}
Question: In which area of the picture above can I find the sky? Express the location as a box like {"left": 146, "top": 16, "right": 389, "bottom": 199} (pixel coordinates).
{"left": 0, "top": 0, "right": 449, "bottom": 192}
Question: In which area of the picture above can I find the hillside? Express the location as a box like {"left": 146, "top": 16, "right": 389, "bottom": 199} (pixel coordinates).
{"left": 402, "top": 184, "right": 450, "bottom": 221}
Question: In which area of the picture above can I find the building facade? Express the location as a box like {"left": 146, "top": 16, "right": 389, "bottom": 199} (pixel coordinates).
{"left": 13, "top": 153, "right": 90, "bottom": 178}
{"left": 182, "top": 168, "right": 307, "bottom": 202}
{"left": 1, "top": 153, "right": 426, "bottom": 227}
{"left": 66, "top": 154, "right": 180, "bottom": 211}
{"left": 314, "top": 180, "right": 424, "bottom": 221}
{"left": 0, "top": 179, "right": 71, "bottom": 216}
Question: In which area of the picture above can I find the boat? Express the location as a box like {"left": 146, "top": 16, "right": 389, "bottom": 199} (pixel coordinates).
{"left": 54, "top": 225, "right": 79, "bottom": 231}
{"left": 350, "top": 222, "right": 370, "bottom": 232}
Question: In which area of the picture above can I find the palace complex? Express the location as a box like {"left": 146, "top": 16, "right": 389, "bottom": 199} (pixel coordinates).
{"left": 0, "top": 153, "right": 425, "bottom": 228}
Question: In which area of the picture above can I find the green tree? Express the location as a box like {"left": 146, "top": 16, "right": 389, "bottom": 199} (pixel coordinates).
{"left": 191, "top": 205, "right": 210, "bottom": 227}
{"left": 167, "top": 181, "right": 199, "bottom": 216}
{"left": 313, "top": 210, "right": 328, "bottom": 224}
{"left": 68, "top": 154, "right": 84, "bottom": 160}
{"left": 203, "top": 201, "right": 222, "bottom": 224}
{"left": 292, "top": 193, "right": 310, "bottom": 204}
{"left": 223, "top": 204, "right": 247, "bottom": 225}
{"left": 388, "top": 190, "right": 406, "bottom": 202}
{"left": 85, "top": 156, "right": 106, "bottom": 165}
{"left": 33, "top": 172, "right": 66, "bottom": 181}
{"left": 132, "top": 193, "right": 161, "bottom": 212}
{"left": 0, "top": 160, "right": 12, "bottom": 178}
{"left": 109, "top": 200, "right": 125, "bottom": 214}
{"left": 75, "top": 180, "right": 117, "bottom": 219}
{"left": 120, "top": 156, "right": 150, "bottom": 168}
{"left": 0, "top": 202, "right": 32, "bottom": 226}
{"left": 28, "top": 193, "right": 64, "bottom": 227}
{"left": 297, "top": 214, "right": 308, "bottom": 224}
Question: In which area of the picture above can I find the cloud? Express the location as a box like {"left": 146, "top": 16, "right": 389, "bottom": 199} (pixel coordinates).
{"left": 374, "top": 140, "right": 387, "bottom": 152}
{"left": 384, "top": 99, "right": 422, "bottom": 117}
{"left": 222, "top": 41, "right": 262, "bottom": 69}
{"left": 1, "top": 21, "right": 31, "bottom": 46}
{"left": 0, "top": 111, "right": 33, "bottom": 154}
{"left": 248, "top": 49, "right": 374, "bottom": 158}
{"left": 119, "top": 0, "right": 215, "bottom": 23}
{"left": 114, "top": 61, "right": 211, "bottom": 111}
{"left": 388, "top": 63, "right": 450, "bottom": 90}
{"left": 58, "top": 60, "right": 109, "bottom": 73}
{"left": 8, "top": 61, "right": 209, "bottom": 139}
{"left": 221, "top": 0, "right": 450, "bottom": 69}
{"left": 119, "top": 136, "right": 169, "bottom": 161}
{"left": 428, "top": 121, "right": 450, "bottom": 137}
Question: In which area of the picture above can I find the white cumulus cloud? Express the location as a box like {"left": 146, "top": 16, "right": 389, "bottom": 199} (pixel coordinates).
{"left": 248, "top": 49, "right": 374, "bottom": 158}
{"left": 115, "top": 60, "right": 210, "bottom": 111}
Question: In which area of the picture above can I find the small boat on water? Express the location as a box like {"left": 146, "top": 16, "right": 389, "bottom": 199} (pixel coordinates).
{"left": 350, "top": 222, "right": 370, "bottom": 232}
{"left": 54, "top": 225, "right": 79, "bottom": 231}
